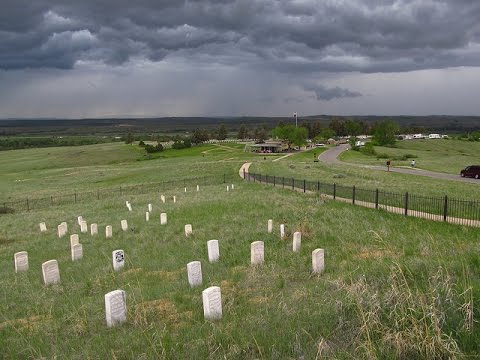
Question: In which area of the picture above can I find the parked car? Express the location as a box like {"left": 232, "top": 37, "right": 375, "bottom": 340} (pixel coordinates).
{"left": 460, "top": 165, "right": 480, "bottom": 179}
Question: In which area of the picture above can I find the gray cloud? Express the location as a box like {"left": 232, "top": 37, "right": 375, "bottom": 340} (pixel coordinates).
{"left": 1, "top": 0, "right": 480, "bottom": 73}
{"left": 302, "top": 84, "right": 362, "bottom": 101}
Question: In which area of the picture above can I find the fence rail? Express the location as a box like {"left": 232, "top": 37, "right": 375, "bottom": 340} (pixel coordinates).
{"left": 244, "top": 171, "right": 480, "bottom": 227}
{"left": 1, "top": 174, "right": 234, "bottom": 213}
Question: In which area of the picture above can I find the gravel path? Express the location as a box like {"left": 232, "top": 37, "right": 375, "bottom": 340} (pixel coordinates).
{"left": 319, "top": 144, "right": 479, "bottom": 184}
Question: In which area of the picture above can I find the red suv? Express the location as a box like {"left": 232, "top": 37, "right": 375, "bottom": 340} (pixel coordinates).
{"left": 460, "top": 165, "right": 480, "bottom": 179}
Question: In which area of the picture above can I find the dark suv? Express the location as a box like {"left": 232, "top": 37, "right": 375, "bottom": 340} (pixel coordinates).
{"left": 460, "top": 165, "right": 480, "bottom": 179}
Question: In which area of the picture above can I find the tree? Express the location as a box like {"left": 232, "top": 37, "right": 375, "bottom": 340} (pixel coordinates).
{"left": 272, "top": 125, "right": 308, "bottom": 149}
{"left": 317, "top": 128, "right": 336, "bottom": 141}
{"left": 310, "top": 121, "right": 322, "bottom": 139}
{"left": 191, "top": 128, "right": 210, "bottom": 144}
{"left": 372, "top": 120, "right": 399, "bottom": 146}
{"left": 345, "top": 120, "right": 363, "bottom": 148}
{"left": 237, "top": 124, "right": 248, "bottom": 139}
{"left": 329, "top": 117, "right": 346, "bottom": 136}
{"left": 254, "top": 127, "right": 268, "bottom": 143}
{"left": 217, "top": 124, "right": 228, "bottom": 140}
{"left": 125, "top": 132, "right": 134, "bottom": 144}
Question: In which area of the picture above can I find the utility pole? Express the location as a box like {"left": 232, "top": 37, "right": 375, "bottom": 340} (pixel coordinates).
{"left": 293, "top": 112, "right": 298, "bottom": 127}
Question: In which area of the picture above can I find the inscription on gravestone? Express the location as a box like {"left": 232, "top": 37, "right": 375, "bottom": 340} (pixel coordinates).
{"left": 90, "top": 223, "right": 98, "bottom": 235}
{"left": 251, "top": 241, "right": 264, "bottom": 265}
{"left": 71, "top": 244, "right": 83, "bottom": 261}
{"left": 207, "top": 240, "right": 220, "bottom": 263}
{"left": 187, "top": 261, "right": 203, "bottom": 287}
{"left": 105, "top": 289, "right": 126, "bottom": 327}
{"left": 70, "top": 234, "right": 79, "bottom": 247}
{"left": 42, "top": 260, "right": 60, "bottom": 285}
{"left": 202, "top": 286, "right": 222, "bottom": 320}
{"left": 312, "top": 249, "right": 325, "bottom": 274}
{"left": 14, "top": 251, "right": 28, "bottom": 273}
{"left": 80, "top": 221, "right": 88, "bottom": 233}
{"left": 112, "top": 250, "right": 125, "bottom": 271}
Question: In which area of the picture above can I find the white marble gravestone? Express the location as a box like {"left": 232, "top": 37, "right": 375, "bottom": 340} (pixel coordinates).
{"left": 231, "top": 184, "right": 234, "bottom": 190}
{"left": 226, "top": 185, "right": 229, "bottom": 191}
{"left": 61, "top": 222, "right": 68, "bottom": 232}
{"left": 14, "top": 251, "right": 28, "bottom": 273}
{"left": 148, "top": 203, "right": 152, "bottom": 212}
{"left": 197, "top": 185, "right": 200, "bottom": 191}
{"left": 57, "top": 223, "right": 67, "bottom": 238}
{"left": 161, "top": 195, "right": 165, "bottom": 203}
{"left": 39, "top": 222, "right": 47, "bottom": 233}
{"left": 90, "top": 223, "right": 98, "bottom": 235}
{"left": 202, "top": 286, "right": 222, "bottom": 320}
{"left": 70, "top": 234, "right": 79, "bottom": 247}
{"left": 185, "top": 224, "right": 192, "bottom": 236}
{"left": 71, "top": 244, "right": 83, "bottom": 261}
{"left": 77, "top": 216, "right": 83, "bottom": 226}
{"left": 184, "top": 187, "right": 187, "bottom": 193}
{"left": 160, "top": 213, "right": 167, "bottom": 225}
{"left": 267, "top": 219, "right": 273, "bottom": 234}
{"left": 106, "top": 225, "right": 112, "bottom": 238}
{"left": 187, "top": 261, "right": 203, "bottom": 287}
{"left": 125, "top": 200, "right": 129, "bottom": 206}
{"left": 312, "top": 249, "right": 325, "bottom": 274}
{"left": 105, "top": 289, "right": 126, "bottom": 327}
{"left": 42, "top": 260, "right": 60, "bottom": 285}
{"left": 251, "top": 241, "right": 264, "bottom": 265}
{"left": 145, "top": 212, "right": 150, "bottom": 221}
{"left": 121, "top": 220, "right": 128, "bottom": 231}
{"left": 207, "top": 240, "right": 220, "bottom": 263}
{"left": 293, "top": 232, "right": 301, "bottom": 252}
{"left": 173, "top": 196, "right": 176, "bottom": 203}
{"left": 112, "top": 250, "right": 125, "bottom": 271}
{"left": 80, "top": 220, "right": 88, "bottom": 233}
{"left": 127, "top": 204, "right": 132, "bottom": 212}
{"left": 280, "top": 224, "right": 285, "bottom": 239}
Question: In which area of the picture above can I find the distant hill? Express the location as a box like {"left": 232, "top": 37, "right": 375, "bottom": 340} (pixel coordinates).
{"left": 0, "top": 115, "right": 479, "bottom": 135}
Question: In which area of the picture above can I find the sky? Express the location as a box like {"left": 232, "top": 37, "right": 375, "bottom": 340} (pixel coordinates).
{"left": 1, "top": 0, "right": 480, "bottom": 118}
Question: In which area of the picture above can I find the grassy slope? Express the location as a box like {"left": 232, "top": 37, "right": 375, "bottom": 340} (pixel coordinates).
{"left": 1, "top": 182, "right": 479, "bottom": 358}
{"left": 340, "top": 139, "right": 480, "bottom": 174}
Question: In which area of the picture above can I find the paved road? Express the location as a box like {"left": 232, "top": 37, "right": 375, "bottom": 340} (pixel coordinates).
{"left": 319, "top": 144, "right": 480, "bottom": 184}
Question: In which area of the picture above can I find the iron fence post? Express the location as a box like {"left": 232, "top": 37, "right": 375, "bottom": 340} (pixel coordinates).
{"left": 317, "top": 181, "right": 320, "bottom": 193}
{"left": 283, "top": 176, "right": 285, "bottom": 188}
{"left": 404, "top": 192, "right": 409, "bottom": 216}
{"left": 443, "top": 195, "right": 448, "bottom": 221}
{"left": 303, "top": 179, "right": 306, "bottom": 193}
{"left": 273, "top": 176, "right": 276, "bottom": 187}
{"left": 375, "top": 189, "right": 379, "bottom": 209}
{"left": 352, "top": 186, "right": 356, "bottom": 204}
{"left": 333, "top": 183, "right": 336, "bottom": 200}
{"left": 292, "top": 178, "right": 294, "bottom": 191}
{"left": 243, "top": 169, "right": 246, "bottom": 179}
{"left": 74, "top": 191, "right": 77, "bottom": 203}
{"left": 26, "top": 198, "right": 29, "bottom": 211}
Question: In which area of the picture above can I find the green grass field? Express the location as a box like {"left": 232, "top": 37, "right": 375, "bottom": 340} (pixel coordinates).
{"left": 1, "top": 140, "right": 480, "bottom": 358}
{"left": 340, "top": 139, "right": 480, "bottom": 174}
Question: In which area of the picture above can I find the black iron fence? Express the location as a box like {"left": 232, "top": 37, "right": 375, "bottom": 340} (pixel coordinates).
{"left": 1, "top": 174, "right": 234, "bottom": 213}
{"left": 244, "top": 171, "right": 480, "bottom": 227}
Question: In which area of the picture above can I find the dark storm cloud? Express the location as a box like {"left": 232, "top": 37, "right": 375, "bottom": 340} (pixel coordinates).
{"left": 2, "top": 0, "right": 480, "bottom": 98}
{"left": 302, "top": 83, "right": 362, "bottom": 101}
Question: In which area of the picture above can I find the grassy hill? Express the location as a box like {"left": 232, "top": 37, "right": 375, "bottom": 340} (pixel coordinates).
{"left": 0, "top": 141, "right": 479, "bottom": 358}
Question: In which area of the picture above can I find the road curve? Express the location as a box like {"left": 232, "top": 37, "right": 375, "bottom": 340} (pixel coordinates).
{"left": 319, "top": 144, "right": 480, "bottom": 184}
